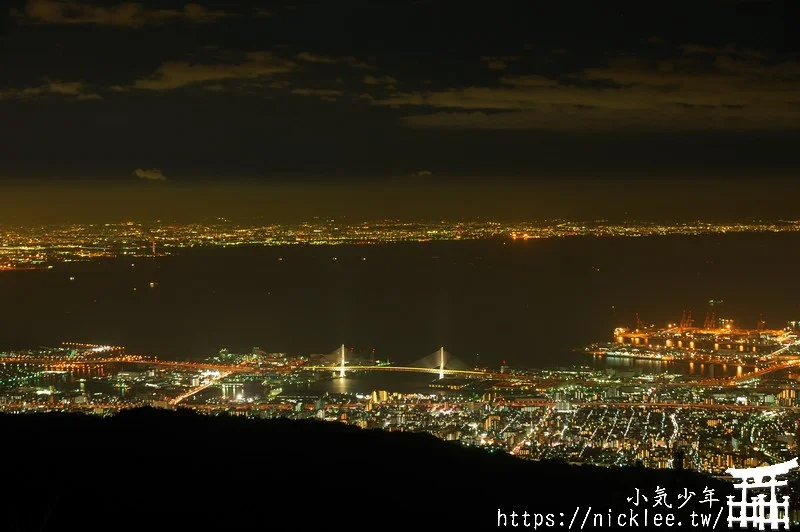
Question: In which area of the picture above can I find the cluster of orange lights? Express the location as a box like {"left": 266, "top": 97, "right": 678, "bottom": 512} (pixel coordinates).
{"left": 61, "top": 342, "right": 124, "bottom": 350}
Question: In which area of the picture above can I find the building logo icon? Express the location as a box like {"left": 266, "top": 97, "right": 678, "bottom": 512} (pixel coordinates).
{"left": 726, "top": 458, "right": 798, "bottom": 529}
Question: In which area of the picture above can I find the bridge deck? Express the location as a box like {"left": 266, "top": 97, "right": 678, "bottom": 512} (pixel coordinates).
{"left": 302, "top": 365, "right": 489, "bottom": 376}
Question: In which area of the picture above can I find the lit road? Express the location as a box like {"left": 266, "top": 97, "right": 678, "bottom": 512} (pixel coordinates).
{"left": 0, "top": 358, "right": 256, "bottom": 373}
{"left": 573, "top": 402, "right": 800, "bottom": 412}
{"left": 170, "top": 371, "right": 232, "bottom": 405}
{"left": 712, "top": 358, "right": 800, "bottom": 386}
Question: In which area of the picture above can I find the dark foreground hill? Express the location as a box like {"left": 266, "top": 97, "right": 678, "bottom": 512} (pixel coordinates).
{"left": 0, "top": 408, "right": 741, "bottom": 531}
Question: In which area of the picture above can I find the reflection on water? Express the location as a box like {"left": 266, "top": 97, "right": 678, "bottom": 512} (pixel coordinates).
{"left": 598, "top": 355, "right": 754, "bottom": 378}
{"left": 31, "top": 364, "right": 121, "bottom": 397}
{"left": 294, "top": 372, "right": 444, "bottom": 395}
{"left": 221, "top": 383, "right": 245, "bottom": 400}
{"left": 301, "top": 356, "right": 760, "bottom": 396}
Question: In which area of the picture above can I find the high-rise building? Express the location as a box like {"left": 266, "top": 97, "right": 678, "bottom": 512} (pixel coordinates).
{"left": 794, "top": 421, "right": 800, "bottom": 450}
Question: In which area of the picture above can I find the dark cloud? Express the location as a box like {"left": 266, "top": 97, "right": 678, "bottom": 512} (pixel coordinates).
{"left": 363, "top": 75, "right": 397, "bottom": 85}
{"left": 295, "top": 52, "right": 375, "bottom": 70}
{"left": 20, "top": 0, "right": 233, "bottom": 28}
{"left": 1, "top": 0, "right": 798, "bottom": 182}
{"left": 480, "top": 56, "right": 521, "bottom": 71}
{"left": 680, "top": 43, "right": 768, "bottom": 60}
{"left": 130, "top": 52, "right": 295, "bottom": 91}
{"left": 0, "top": 79, "right": 101, "bottom": 100}
{"left": 290, "top": 88, "right": 344, "bottom": 102}
{"left": 374, "top": 47, "right": 800, "bottom": 131}
{"left": 134, "top": 168, "right": 167, "bottom": 181}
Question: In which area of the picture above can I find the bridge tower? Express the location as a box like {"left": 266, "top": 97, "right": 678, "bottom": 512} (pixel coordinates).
{"left": 439, "top": 346, "right": 445, "bottom": 380}
{"left": 339, "top": 344, "right": 346, "bottom": 378}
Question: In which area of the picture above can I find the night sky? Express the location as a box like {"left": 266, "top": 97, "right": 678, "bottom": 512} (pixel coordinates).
{"left": 2, "top": 1, "right": 799, "bottom": 221}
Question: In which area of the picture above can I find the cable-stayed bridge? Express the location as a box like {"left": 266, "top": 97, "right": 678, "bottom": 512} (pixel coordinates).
{"left": 306, "top": 345, "right": 483, "bottom": 378}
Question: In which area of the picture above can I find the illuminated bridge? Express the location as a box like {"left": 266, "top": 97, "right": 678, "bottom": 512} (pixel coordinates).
{"left": 694, "top": 342, "right": 800, "bottom": 386}
{"left": 715, "top": 358, "right": 800, "bottom": 386}
{"left": 302, "top": 365, "right": 488, "bottom": 377}
{"left": 302, "top": 345, "right": 486, "bottom": 379}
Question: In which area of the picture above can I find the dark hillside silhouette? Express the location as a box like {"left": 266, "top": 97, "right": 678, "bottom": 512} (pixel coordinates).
{"left": 0, "top": 408, "right": 743, "bottom": 531}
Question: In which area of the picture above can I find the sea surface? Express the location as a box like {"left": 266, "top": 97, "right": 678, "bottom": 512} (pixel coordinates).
{"left": 1, "top": 233, "right": 799, "bottom": 374}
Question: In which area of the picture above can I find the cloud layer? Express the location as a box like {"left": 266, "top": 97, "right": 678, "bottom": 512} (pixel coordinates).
{"left": 0, "top": 79, "right": 100, "bottom": 100}
{"left": 480, "top": 56, "right": 521, "bottom": 71}
{"left": 4, "top": 13, "right": 798, "bottom": 136}
{"left": 375, "top": 47, "right": 800, "bottom": 131}
{"left": 131, "top": 52, "right": 295, "bottom": 91}
{"left": 0, "top": 48, "right": 384, "bottom": 101}
{"left": 295, "top": 52, "right": 374, "bottom": 70}
{"left": 134, "top": 168, "right": 167, "bottom": 181}
{"left": 22, "top": 0, "right": 232, "bottom": 27}
{"left": 363, "top": 75, "right": 397, "bottom": 86}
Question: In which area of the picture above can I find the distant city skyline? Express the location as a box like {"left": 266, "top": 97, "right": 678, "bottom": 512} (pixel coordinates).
{"left": 3, "top": 216, "right": 800, "bottom": 270}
